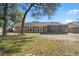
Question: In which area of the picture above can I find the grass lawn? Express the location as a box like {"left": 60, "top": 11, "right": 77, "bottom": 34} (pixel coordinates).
{"left": 0, "top": 33, "right": 79, "bottom": 56}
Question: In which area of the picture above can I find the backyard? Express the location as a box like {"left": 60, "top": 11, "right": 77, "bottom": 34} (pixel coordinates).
{"left": 0, "top": 33, "right": 79, "bottom": 56}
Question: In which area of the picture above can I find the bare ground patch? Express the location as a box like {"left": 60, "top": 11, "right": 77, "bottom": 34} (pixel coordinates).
{"left": 41, "top": 33, "right": 79, "bottom": 41}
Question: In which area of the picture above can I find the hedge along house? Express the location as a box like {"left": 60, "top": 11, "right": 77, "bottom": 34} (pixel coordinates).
{"left": 13, "top": 21, "right": 68, "bottom": 33}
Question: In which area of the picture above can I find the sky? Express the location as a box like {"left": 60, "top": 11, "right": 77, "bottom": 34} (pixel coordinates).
{"left": 25, "top": 3, "right": 79, "bottom": 24}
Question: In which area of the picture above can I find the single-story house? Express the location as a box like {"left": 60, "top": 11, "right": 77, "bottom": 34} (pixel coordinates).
{"left": 13, "top": 22, "right": 68, "bottom": 33}
{"left": 68, "top": 22, "right": 79, "bottom": 33}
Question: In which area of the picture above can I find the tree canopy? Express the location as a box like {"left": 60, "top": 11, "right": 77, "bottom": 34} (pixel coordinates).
{"left": 0, "top": 3, "right": 60, "bottom": 36}
{"left": 18, "top": 3, "right": 60, "bottom": 34}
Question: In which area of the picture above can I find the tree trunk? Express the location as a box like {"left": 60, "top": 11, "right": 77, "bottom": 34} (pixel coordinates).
{"left": 3, "top": 3, "right": 8, "bottom": 37}
{"left": 20, "top": 4, "right": 35, "bottom": 34}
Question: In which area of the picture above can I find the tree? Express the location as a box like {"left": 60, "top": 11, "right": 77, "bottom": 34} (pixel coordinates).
{"left": 3, "top": 3, "right": 8, "bottom": 37}
{"left": 0, "top": 3, "right": 23, "bottom": 36}
{"left": 7, "top": 5, "right": 23, "bottom": 31}
{"left": 0, "top": 3, "right": 18, "bottom": 36}
{"left": 0, "top": 3, "right": 60, "bottom": 36}
{"left": 20, "top": 3, "right": 35, "bottom": 34}
{"left": 0, "top": 20, "right": 3, "bottom": 27}
{"left": 0, "top": 4, "right": 4, "bottom": 27}
{"left": 20, "top": 3, "right": 60, "bottom": 34}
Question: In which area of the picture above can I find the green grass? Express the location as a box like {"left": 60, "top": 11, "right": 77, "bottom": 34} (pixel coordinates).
{"left": 0, "top": 34, "right": 34, "bottom": 56}
{"left": 0, "top": 33, "right": 79, "bottom": 56}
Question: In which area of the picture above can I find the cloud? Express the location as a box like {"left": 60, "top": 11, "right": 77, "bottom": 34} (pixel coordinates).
{"left": 64, "top": 19, "right": 73, "bottom": 24}
{"left": 67, "top": 9, "right": 79, "bottom": 15}
{"left": 64, "top": 19, "right": 78, "bottom": 24}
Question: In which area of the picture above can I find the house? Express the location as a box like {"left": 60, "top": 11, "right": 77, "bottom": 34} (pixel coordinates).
{"left": 13, "top": 21, "right": 68, "bottom": 33}
{"left": 68, "top": 21, "right": 79, "bottom": 33}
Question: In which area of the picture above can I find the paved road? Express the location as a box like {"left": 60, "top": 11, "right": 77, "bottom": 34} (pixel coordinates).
{"left": 41, "top": 33, "right": 79, "bottom": 41}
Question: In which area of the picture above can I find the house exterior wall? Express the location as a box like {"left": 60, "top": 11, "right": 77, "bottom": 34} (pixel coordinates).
{"left": 68, "top": 24, "right": 79, "bottom": 33}
{"left": 68, "top": 27, "right": 79, "bottom": 33}
{"left": 13, "top": 26, "right": 21, "bottom": 32}
{"left": 25, "top": 26, "right": 47, "bottom": 33}
{"left": 47, "top": 25, "right": 68, "bottom": 33}
{"left": 43, "top": 26, "right": 47, "bottom": 32}
{"left": 13, "top": 25, "right": 68, "bottom": 33}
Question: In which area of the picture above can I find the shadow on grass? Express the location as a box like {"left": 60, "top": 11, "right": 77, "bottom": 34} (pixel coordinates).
{"left": 40, "top": 32, "right": 68, "bottom": 35}
{"left": 0, "top": 34, "right": 35, "bottom": 40}
{"left": 0, "top": 35, "right": 35, "bottom": 56}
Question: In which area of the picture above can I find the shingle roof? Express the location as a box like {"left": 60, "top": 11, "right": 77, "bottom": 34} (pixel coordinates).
{"left": 25, "top": 22, "right": 62, "bottom": 26}
{"left": 14, "top": 22, "right": 61, "bottom": 26}
{"left": 68, "top": 21, "right": 79, "bottom": 27}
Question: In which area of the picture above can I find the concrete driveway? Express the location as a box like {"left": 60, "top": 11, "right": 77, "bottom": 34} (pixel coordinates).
{"left": 41, "top": 33, "right": 79, "bottom": 41}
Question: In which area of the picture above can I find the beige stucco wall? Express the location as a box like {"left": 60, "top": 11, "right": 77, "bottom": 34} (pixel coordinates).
{"left": 13, "top": 26, "right": 21, "bottom": 32}
{"left": 13, "top": 25, "right": 68, "bottom": 33}
{"left": 24, "top": 26, "right": 47, "bottom": 33}
{"left": 47, "top": 25, "right": 68, "bottom": 33}
{"left": 39, "top": 26, "right": 43, "bottom": 32}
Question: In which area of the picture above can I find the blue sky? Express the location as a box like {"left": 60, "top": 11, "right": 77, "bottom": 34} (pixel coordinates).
{"left": 25, "top": 3, "right": 79, "bottom": 24}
